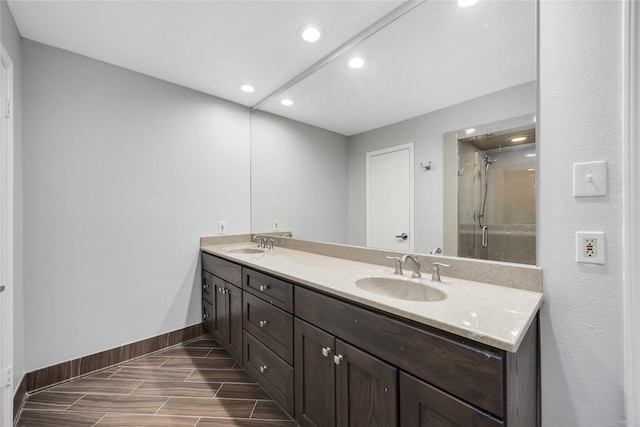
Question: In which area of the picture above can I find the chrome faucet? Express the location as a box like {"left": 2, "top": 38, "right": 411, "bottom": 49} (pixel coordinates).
{"left": 281, "top": 232, "right": 292, "bottom": 238}
{"left": 401, "top": 254, "right": 421, "bottom": 278}
{"left": 386, "top": 256, "right": 403, "bottom": 275}
{"left": 431, "top": 247, "right": 443, "bottom": 255}
{"left": 268, "top": 238, "right": 275, "bottom": 250}
{"left": 431, "top": 262, "right": 450, "bottom": 282}
{"left": 253, "top": 235, "right": 266, "bottom": 248}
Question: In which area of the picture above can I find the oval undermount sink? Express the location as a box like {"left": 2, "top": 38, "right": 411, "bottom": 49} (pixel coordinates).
{"left": 226, "top": 247, "right": 265, "bottom": 255}
{"left": 355, "top": 277, "right": 446, "bottom": 302}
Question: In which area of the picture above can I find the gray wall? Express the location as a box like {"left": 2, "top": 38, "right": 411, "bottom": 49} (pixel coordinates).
{"left": 539, "top": 1, "right": 625, "bottom": 425}
{"left": 251, "top": 110, "right": 348, "bottom": 244}
{"left": 1, "top": 0, "right": 24, "bottom": 393}
{"left": 22, "top": 39, "right": 251, "bottom": 371}
{"left": 347, "top": 81, "right": 536, "bottom": 254}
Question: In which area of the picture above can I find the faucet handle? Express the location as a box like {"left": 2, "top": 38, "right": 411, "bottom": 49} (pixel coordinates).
{"left": 386, "top": 256, "right": 403, "bottom": 275}
{"left": 431, "top": 262, "right": 450, "bottom": 282}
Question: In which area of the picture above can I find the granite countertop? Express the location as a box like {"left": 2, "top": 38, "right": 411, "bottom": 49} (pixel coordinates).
{"left": 201, "top": 242, "right": 543, "bottom": 353}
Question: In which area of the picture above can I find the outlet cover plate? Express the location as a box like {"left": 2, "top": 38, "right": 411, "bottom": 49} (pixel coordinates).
{"left": 576, "top": 231, "right": 605, "bottom": 264}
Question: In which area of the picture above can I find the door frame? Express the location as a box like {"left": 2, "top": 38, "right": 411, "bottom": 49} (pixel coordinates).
{"left": 365, "top": 143, "right": 414, "bottom": 252}
{"left": 624, "top": 0, "right": 640, "bottom": 424}
{"left": 0, "top": 44, "right": 15, "bottom": 427}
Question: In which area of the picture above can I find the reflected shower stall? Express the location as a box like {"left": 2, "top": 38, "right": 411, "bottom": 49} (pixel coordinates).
{"left": 457, "top": 127, "right": 536, "bottom": 264}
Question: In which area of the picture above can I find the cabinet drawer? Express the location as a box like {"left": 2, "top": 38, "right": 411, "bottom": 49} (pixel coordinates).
{"left": 244, "top": 292, "right": 294, "bottom": 364}
{"left": 295, "top": 286, "right": 505, "bottom": 418}
{"left": 243, "top": 268, "right": 293, "bottom": 312}
{"left": 202, "top": 252, "right": 242, "bottom": 285}
{"left": 244, "top": 331, "right": 294, "bottom": 415}
{"left": 400, "top": 372, "right": 503, "bottom": 427}
{"left": 202, "top": 299, "right": 213, "bottom": 333}
{"left": 201, "top": 271, "right": 213, "bottom": 305}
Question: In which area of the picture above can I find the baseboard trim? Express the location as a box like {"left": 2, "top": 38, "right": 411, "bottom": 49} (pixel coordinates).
{"left": 13, "top": 323, "right": 206, "bottom": 423}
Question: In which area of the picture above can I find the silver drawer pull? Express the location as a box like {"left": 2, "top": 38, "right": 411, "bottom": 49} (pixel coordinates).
{"left": 259, "top": 365, "right": 268, "bottom": 374}
{"left": 321, "top": 347, "right": 331, "bottom": 357}
{"left": 259, "top": 285, "right": 270, "bottom": 292}
{"left": 333, "top": 354, "right": 343, "bottom": 365}
{"left": 259, "top": 320, "right": 268, "bottom": 328}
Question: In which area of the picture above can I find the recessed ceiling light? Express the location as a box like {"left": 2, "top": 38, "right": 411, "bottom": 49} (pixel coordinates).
{"left": 348, "top": 57, "right": 365, "bottom": 69}
{"left": 458, "top": 0, "right": 480, "bottom": 7}
{"left": 509, "top": 136, "right": 528, "bottom": 143}
{"left": 281, "top": 99, "right": 294, "bottom": 107}
{"left": 300, "top": 25, "right": 323, "bottom": 43}
{"left": 465, "top": 128, "right": 476, "bottom": 135}
{"left": 240, "top": 83, "right": 255, "bottom": 93}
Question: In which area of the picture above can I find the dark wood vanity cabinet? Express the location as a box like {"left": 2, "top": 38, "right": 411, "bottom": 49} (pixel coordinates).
{"left": 200, "top": 251, "right": 539, "bottom": 427}
{"left": 295, "top": 318, "right": 398, "bottom": 427}
{"left": 201, "top": 252, "right": 243, "bottom": 362}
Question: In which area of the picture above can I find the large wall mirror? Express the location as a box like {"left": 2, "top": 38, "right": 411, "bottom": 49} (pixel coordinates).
{"left": 250, "top": 0, "right": 537, "bottom": 265}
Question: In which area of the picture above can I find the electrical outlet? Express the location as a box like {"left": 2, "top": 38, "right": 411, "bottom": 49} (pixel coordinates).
{"left": 273, "top": 220, "right": 280, "bottom": 231}
{"left": 576, "top": 232, "right": 605, "bottom": 264}
{"left": 218, "top": 221, "right": 227, "bottom": 235}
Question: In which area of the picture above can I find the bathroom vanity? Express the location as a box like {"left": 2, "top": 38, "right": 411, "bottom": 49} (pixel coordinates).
{"left": 200, "top": 240, "right": 542, "bottom": 427}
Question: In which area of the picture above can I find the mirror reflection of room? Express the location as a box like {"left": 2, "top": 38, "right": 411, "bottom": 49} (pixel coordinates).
{"left": 250, "top": 0, "right": 537, "bottom": 265}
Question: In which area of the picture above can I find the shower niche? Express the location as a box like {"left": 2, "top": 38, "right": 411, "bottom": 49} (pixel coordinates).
{"left": 457, "top": 126, "right": 536, "bottom": 265}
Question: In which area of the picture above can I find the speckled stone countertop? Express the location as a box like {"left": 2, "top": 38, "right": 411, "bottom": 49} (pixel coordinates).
{"left": 201, "top": 241, "right": 543, "bottom": 353}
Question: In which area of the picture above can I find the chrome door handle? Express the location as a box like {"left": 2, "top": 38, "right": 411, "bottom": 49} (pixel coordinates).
{"left": 482, "top": 226, "right": 489, "bottom": 248}
{"left": 395, "top": 233, "right": 408, "bottom": 240}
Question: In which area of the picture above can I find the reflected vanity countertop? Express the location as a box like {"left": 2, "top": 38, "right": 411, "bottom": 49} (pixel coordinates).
{"left": 201, "top": 242, "right": 543, "bottom": 353}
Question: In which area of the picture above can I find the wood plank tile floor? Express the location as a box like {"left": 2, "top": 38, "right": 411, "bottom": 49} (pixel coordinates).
{"left": 15, "top": 337, "right": 297, "bottom": 427}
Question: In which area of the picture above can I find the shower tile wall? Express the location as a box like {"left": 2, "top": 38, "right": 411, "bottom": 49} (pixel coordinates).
{"left": 458, "top": 143, "right": 536, "bottom": 265}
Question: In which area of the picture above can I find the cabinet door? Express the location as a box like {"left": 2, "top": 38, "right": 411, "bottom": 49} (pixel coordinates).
{"left": 226, "top": 283, "right": 243, "bottom": 362}
{"left": 335, "top": 340, "right": 398, "bottom": 427}
{"left": 202, "top": 299, "right": 214, "bottom": 333}
{"left": 399, "top": 372, "right": 503, "bottom": 427}
{"left": 294, "top": 319, "right": 336, "bottom": 427}
{"left": 213, "top": 280, "right": 227, "bottom": 347}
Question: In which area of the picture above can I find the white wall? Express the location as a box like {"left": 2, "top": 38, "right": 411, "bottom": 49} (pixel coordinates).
{"left": 347, "top": 82, "right": 536, "bottom": 254}
{"left": 251, "top": 110, "right": 349, "bottom": 244}
{"left": 1, "top": 0, "right": 24, "bottom": 393}
{"left": 539, "top": 1, "right": 625, "bottom": 425}
{"left": 22, "top": 39, "right": 251, "bottom": 371}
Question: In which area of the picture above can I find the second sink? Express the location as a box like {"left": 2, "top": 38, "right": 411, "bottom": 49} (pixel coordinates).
{"left": 355, "top": 277, "right": 446, "bottom": 302}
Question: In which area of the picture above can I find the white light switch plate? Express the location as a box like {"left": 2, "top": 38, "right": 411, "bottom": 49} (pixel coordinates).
{"left": 573, "top": 161, "right": 607, "bottom": 197}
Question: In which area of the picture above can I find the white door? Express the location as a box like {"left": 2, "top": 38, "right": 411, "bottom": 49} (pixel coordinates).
{"left": 366, "top": 143, "right": 414, "bottom": 251}
{"left": 0, "top": 46, "right": 14, "bottom": 427}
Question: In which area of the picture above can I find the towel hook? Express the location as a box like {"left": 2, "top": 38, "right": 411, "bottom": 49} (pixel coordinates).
{"left": 420, "top": 161, "right": 432, "bottom": 171}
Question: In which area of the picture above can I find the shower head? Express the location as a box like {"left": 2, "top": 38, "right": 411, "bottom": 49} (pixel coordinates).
{"left": 481, "top": 153, "right": 499, "bottom": 165}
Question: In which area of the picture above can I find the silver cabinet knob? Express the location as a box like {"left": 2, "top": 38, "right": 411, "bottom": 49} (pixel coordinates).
{"left": 259, "top": 365, "right": 268, "bottom": 374}
{"left": 203, "top": 283, "right": 210, "bottom": 290}
{"left": 259, "top": 320, "right": 268, "bottom": 328}
{"left": 321, "top": 347, "right": 332, "bottom": 357}
{"left": 333, "top": 354, "right": 344, "bottom": 365}
{"left": 259, "top": 285, "right": 270, "bottom": 292}
{"left": 203, "top": 313, "right": 209, "bottom": 319}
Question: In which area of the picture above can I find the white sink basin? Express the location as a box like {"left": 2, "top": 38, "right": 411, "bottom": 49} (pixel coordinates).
{"left": 225, "top": 247, "right": 265, "bottom": 255}
{"left": 355, "top": 277, "right": 446, "bottom": 302}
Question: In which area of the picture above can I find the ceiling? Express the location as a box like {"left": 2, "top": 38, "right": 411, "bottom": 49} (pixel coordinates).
{"left": 7, "top": 0, "right": 536, "bottom": 136}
